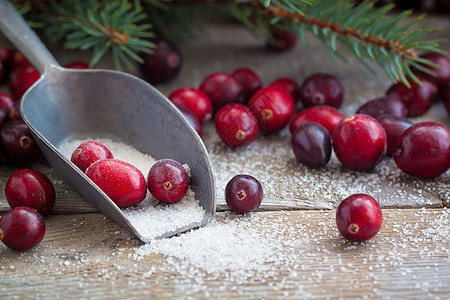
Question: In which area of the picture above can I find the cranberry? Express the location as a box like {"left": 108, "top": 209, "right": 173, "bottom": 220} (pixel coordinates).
{"left": 356, "top": 95, "right": 408, "bottom": 119}
{"left": 169, "top": 87, "right": 212, "bottom": 123}
{"left": 289, "top": 105, "right": 344, "bottom": 135}
{"left": 336, "top": 194, "right": 382, "bottom": 242}
{"left": 64, "top": 61, "right": 90, "bottom": 69}
{"left": 333, "top": 115, "right": 387, "bottom": 171}
{"left": 442, "top": 79, "right": 450, "bottom": 117}
{"left": 231, "top": 67, "right": 263, "bottom": 102}
{"left": 386, "top": 77, "right": 438, "bottom": 117}
{"left": 291, "top": 122, "right": 331, "bottom": 168}
{"left": 86, "top": 159, "right": 147, "bottom": 208}
{"left": 412, "top": 52, "right": 450, "bottom": 88}
{"left": 215, "top": 103, "right": 259, "bottom": 148}
{"left": 270, "top": 77, "right": 299, "bottom": 100}
{"left": 8, "top": 66, "right": 40, "bottom": 99}
{"left": 249, "top": 86, "right": 295, "bottom": 134}
{"left": 394, "top": 122, "right": 450, "bottom": 178}
{"left": 140, "top": 40, "right": 182, "bottom": 84}
{"left": 11, "top": 52, "right": 31, "bottom": 71}
{"left": 174, "top": 103, "right": 203, "bottom": 138}
{"left": 298, "top": 73, "right": 344, "bottom": 108}
{"left": 71, "top": 141, "right": 114, "bottom": 172}
{"left": 0, "top": 207, "right": 45, "bottom": 251}
{"left": 5, "top": 169, "right": 55, "bottom": 216}
{"left": 199, "top": 72, "right": 244, "bottom": 112}
{"left": 225, "top": 174, "right": 263, "bottom": 213}
{"left": 0, "top": 48, "right": 15, "bottom": 69}
{"left": 147, "top": 159, "right": 189, "bottom": 203}
{"left": 0, "top": 92, "right": 15, "bottom": 127}
{"left": 377, "top": 116, "right": 413, "bottom": 156}
{"left": 8, "top": 101, "right": 22, "bottom": 121}
{"left": 0, "top": 120, "right": 40, "bottom": 164}
{"left": 267, "top": 31, "right": 298, "bottom": 52}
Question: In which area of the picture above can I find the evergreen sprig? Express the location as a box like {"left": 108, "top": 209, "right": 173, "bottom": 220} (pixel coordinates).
{"left": 41, "top": 0, "right": 155, "bottom": 70}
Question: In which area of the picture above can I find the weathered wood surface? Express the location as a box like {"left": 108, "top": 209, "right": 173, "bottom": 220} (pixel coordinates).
{"left": 1, "top": 209, "right": 449, "bottom": 299}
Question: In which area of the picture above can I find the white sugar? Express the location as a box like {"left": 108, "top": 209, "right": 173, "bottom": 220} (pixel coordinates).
{"left": 59, "top": 137, "right": 206, "bottom": 241}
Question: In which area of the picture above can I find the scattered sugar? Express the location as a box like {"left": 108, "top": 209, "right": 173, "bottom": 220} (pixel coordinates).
{"left": 59, "top": 137, "right": 206, "bottom": 241}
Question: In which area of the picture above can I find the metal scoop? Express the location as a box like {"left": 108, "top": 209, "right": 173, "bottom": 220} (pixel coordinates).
{"left": 0, "top": 0, "right": 216, "bottom": 243}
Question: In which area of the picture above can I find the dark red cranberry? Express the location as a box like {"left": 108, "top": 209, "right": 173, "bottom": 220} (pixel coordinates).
{"left": 291, "top": 122, "right": 331, "bottom": 168}
{"left": 5, "top": 169, "right": 55, "bottom": 216}
{"left": 0, "top": 207, "right": 45, "bottom": 251}
{"left": 215, "top": 103, "right": 259, "bottom": 148}
{"left": 387, "top": 77, "right": 438, "bottom": 117}
{"left": 169, "top": 87, "right": 212, "bottom": 123}
{"left": 377, "top": 116, "right": 413, "bottom": 156}
{"left": 289, "top": 105, "right": 344, "bottom": 135}
{"left": 336, "top": 194, "right": 382, "bottom": 242}
{"left": 270, "top": 77, "right": 299, "bottom": 101}
{"left": 64, "top": 61, "right": 90, "bottom": 69}
{"left": 140, "top": 40, "right": 182, "bottom": 84}
{"left": 11, "top": 52, "right": 31, "bottom": 71}
{"left": 0, "top": 92, "right": 15, "bottom": 127}
{"left": 199, "top": 72, "right": 244, "bottom": 112}
{"left": 394, "top": 122, "right": 450, "bottom": 178}
{"left": 333, "top": 115, "right": 387, "bottom": 171}
{"left": 0, "top": 120, "right": 40, "bottom": 164}
{"left": 298, "top": 73, "right": 344, "bottom": 108}
{"left": 174, "top": 103, "right": 203, "bottom": 138}
{"left": 249, "top": 86, "right": 295, "bottom": 134}
{"left": 8, "top": 66, "right": 40, "bottom": 99}
{"left": 267, "top": 31, "right": 298, "bottom": 52}
{"left": 71, "top": 141, "right": 114, "bottom": 172}
{"left": 8, "top": 101, "right": 22, "bottom": 121}
{"left": 225, "top": 174, "right": 263, "bottom": 213}
{"left": 147, "top": 159, "right": 189, "bottom": 203}
{"left": 412, "top": 52, "right": 450, "bottom": 88}
{"left": 0, "top": 48, "right": 15, "bottom": 69}
{"left": 356, "top": 94, "right": 408, "bottom": 119}
{"left": 231, "top": 67, "right": 263, "bottom": 102}
{"left": 442, "top": 79, "right": 450, "bottom": 117}
{"left": 86, "top": 159, "right": 147, "bottom": 208}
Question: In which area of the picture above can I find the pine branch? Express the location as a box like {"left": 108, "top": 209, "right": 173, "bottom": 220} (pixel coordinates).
{"left": 40, "top": 0, "right": 155, "bottom": 70}
{"left": 234, "top": 0, "right": 446, "bottom": 87}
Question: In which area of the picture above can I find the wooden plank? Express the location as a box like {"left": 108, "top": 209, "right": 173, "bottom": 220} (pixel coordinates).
{"left": 0, "top": 209, "right": 449, "bottom": 299}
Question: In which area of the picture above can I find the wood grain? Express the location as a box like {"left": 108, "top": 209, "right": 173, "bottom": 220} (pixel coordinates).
{"left": 1, "top": 209, "right": 449, "bottom": 299}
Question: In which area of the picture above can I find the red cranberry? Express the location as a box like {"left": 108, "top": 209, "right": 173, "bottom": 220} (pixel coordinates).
{"left": 291, "top": 122, "right": 332, "bottom": 168}
{"left": 299, "top": 73, "right": 344, "bottom": 108}
{"left": 377, "top": 116, "right": 413, "bottom": 156}
{"left": 442, "top": 79, "right": 450, "bottom": 117}
{"left": 267, "top": 31, "right": 298, "bottom": 52}
{"left": 174, "top": 103, "right": 203, "bottom": 138}
{"left": 5, "top": 169, "right": 55, "bottom": 216}
{"left": 356, "top": 95, "right": 408, "bottom": 119}
{"left": 147, "top": 159, "right": 189, "bottom": 203}
{"left": 71, "top": 141, "right": 114, "bottom": 172}
{"left": 0, "top": 207, "right": 45, "bottom": 251}
{"left": 215, "top": 103, "right": 258, "bottom": 148}
{"left": 11, "top": 52, "right": 31, "bottom": 71}
{"left": 225, "top": 174, "right": 263, "bottom": 213}
{"left": 412, "top": 52, "right": 450, "bottom": 88}
{"left": 0, "top": 48, "right": 15, "bottom": 69}
{"left": 336, "top": 194, "right": 382, "bottom": 242}
{"left": 86, "top": 159, "right": 147, "bottom": 208}
{"left": 249, "top": 86, "right": 295, "bottom": 134}
{"left": 0, "top": 92, "right": 15, "bottom": 127}
{"left": 387, "top": 77, "right": 438, "bottom": 117}
{"left": 8, "top": 101, "right": 22, "bottom": 121}
{"left": 0, "top": 120, "right": 40, "bottom": 164}
{"left": 199, "top": 72, "right": 244, "bottom": 112}
{"left": 8, "top": 66, "right": 40, "bottom": 99}
{"left": 231, "top": 67, "right": 263, "bottom": 102}
{"left": 140, "top": 40, "right": 182, "bottom": 84}
{"left": 64, "top": 61, "right": 90, "bottom": 69}
{"left": 270, "top": 77, "right": 299, "bottom": 101}
{"left": 289, "top": 105, "right": 344, "bottom": 135}
{"left": 169, "top": 87, "right": 212, "bottom": 123}
{"left": 394, "top": 122, "right": 450, "bottom": 178}
{"left": 333, "top": 115, "right": 387, "bottom": 171}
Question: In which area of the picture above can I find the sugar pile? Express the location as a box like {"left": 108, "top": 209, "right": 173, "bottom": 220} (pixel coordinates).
{"left": 59, "top": 137, "right": 206, "bottom": 240}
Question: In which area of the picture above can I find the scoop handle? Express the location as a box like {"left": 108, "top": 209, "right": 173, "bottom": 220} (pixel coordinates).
{"left": 0, "top": 0, "right": 59, "bottom": 73}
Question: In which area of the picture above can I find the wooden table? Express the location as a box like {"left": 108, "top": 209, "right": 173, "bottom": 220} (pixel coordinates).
{"left": 1, "top": 12, "right": 450, "bottom": 299}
